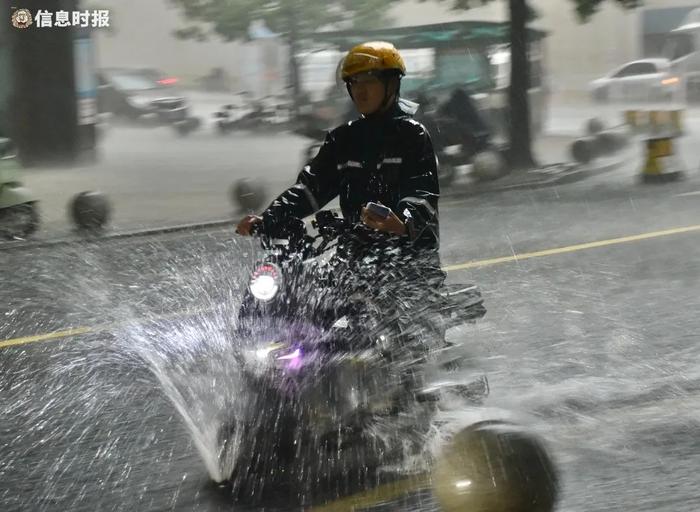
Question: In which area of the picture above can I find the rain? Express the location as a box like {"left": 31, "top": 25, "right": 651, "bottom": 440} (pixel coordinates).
{"left": 2, "top": 0, "right": 700, "bottom": 511}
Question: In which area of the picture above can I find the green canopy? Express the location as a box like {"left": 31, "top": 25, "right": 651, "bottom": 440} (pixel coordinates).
{"left": 307, "top": 21, "right": 547, "bottom": 50}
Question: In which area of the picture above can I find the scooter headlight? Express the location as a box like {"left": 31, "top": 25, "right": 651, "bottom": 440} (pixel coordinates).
{"left": 249, "top": 263, "right": 282, "bottom": 301}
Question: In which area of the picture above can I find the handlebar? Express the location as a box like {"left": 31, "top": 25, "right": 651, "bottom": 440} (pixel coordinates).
{"left": 250, "top": 210, "right": 345, "bottom": 241}
{"left": 251, "top": 209, "right": 405, "bottom": 265}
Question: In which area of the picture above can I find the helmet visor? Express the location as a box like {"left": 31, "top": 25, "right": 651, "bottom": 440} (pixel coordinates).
{"left": 345, "top": 71, "right": 383, "bottom": 86}
{"left": 342, "top": 52, "right": 383, "bottom": 79}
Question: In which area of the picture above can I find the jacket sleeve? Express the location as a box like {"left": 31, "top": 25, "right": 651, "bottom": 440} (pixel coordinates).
{"left": 261, "top": 130, "right": 341, "bottom": 233}
{"left": 397, "top": 122, "right": 441, "bottom": 250}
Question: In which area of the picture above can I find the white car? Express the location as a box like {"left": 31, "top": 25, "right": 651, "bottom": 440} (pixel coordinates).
{"left": 590, "top": 58, "right": 682, "bottom": 102}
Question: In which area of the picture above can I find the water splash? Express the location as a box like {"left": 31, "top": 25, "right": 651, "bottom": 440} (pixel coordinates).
{"left": 0, "top": 233, "right": 489, "bottom": 508}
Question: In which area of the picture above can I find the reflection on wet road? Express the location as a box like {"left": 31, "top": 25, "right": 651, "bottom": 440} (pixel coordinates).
{"left": 2, "top": 181, "right": 700, "bottom": 511}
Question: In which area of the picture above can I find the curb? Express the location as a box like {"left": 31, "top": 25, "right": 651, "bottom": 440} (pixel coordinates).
{"left": 443, "top": 153, "right": 625, "bottom": 197}
{"left": 2, "top": 155, "right": 626, "bottom": 252}
{"left": 0, "top": 218, "right": 235, "bottom": 252}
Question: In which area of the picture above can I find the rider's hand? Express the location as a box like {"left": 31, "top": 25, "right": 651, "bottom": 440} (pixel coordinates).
{"left": 361, "top": 205, "right": 406, "bottom": 236}
{"left": 236, "top": 215, "right": 262, "bottom": 236}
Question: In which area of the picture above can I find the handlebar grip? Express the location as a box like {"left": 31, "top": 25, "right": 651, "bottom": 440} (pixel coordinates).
{"left": 366, "top": 202, "right": 391, "bottom": 219}
{"left": 249, "top": 220, "right": 263, "bottom": 237}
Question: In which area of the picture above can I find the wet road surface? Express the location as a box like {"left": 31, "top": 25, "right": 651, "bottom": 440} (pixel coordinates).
{"left": 2, "top": 176, "right": 700, "bottom": 511}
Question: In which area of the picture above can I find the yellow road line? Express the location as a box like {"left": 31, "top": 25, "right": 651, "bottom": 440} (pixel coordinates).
{"left": 0, "top": 306, "right": 215, "bottom": 350}
{"left": 443, "top": 224, "right": 700, "bottom": 272}
{"left": 0, "top": 326, "right": 95, "bottom": 349}
{"left": 2, "top": 224, "right": 700, "bottom": 350}
{"left": 309, "top": 474, "right": 431, "bottom": 512}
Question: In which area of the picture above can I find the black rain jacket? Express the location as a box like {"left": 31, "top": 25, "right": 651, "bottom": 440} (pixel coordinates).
{"left": 261, "top": 99, "right": 441, "bottom": 252}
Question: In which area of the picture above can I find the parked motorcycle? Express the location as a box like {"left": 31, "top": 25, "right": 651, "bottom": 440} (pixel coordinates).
{"left": 0, "top": 138, "right": 38, "bottom": 240}
{"left": 214, "top": 96, "right": 291, "bottom": 135}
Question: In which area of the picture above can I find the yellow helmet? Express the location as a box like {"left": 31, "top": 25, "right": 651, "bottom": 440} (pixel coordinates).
{"left": 432, "top": 421, "right": 559, "bottom": 512}
{"left": 340, "top": 41, "right": 406, "bottom": 80}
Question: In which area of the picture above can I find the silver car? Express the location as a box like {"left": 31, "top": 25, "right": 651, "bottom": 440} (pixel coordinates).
{"left": 590, "top": 58, "right": 682, "bottom": 102}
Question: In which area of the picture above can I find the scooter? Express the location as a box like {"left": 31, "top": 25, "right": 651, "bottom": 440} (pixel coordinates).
{"left": 216, "top": 210, "right": 488, "bottom": 503}
{"left": 0, "top": 138, "right": 39, "bottom": 240}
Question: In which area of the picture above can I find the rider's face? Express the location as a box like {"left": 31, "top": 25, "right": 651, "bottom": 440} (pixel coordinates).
{"left": 347, "top": 72, "right": 387, "bottom": 115}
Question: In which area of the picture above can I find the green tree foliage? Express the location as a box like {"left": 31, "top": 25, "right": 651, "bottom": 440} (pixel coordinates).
{"left": 571, "top": 0, "right": 643, "bottom": 22}
{"left": 167, "top": 0, "right": 397, "bottom": 42}
{"left": 168, "top": 0, "right": 397, "bottom": 106}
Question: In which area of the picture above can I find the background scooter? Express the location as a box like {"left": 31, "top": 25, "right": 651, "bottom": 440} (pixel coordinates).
{"left": 0, "top": 138, "right": 39, "bottom": 240}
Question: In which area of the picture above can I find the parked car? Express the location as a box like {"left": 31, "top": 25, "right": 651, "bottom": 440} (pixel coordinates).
{"left": 665, "top": 8, "right": 700, "bottom": 102}
{"left": 590, "top": 58, "right": 682, "bottom": 103}
{"left": 134, "top": 68, "right": 181, "bottom": 87}
{"left": 97, "top": 68, "right": 190, "bottom": 123}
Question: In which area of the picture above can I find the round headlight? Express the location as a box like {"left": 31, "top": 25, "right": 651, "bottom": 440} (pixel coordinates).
{"left": 249, "top": 263, "right": 281, "bottom": 301}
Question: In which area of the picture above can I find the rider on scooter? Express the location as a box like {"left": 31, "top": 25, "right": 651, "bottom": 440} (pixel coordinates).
{"left": 236, "top": 43, "right": 448, "bottom": 454}
{"left": 237, "top": 42, "right": 447, "bottom": 359}
{"left": 236, "top": 41, "right": 441, "bottom": 259}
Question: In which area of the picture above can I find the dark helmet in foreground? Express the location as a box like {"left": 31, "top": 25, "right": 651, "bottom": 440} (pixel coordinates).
{"left": 432, "top": 420, "right": 560, "bottom": 512}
